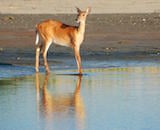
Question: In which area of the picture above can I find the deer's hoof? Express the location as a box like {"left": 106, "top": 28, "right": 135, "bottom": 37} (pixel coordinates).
{"left": 46, "top": 70, "right": 51, "bottom": 74}
{"left": 35, "top": 69, "right": 39, "bottom": 73}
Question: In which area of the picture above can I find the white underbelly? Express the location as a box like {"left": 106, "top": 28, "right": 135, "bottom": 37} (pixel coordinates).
{"left": 53, "top": 39, "right": 71, "bottom": 47}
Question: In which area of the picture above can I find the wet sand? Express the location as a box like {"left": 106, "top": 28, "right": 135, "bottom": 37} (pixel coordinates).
{"left": 0, "top": 13, "right": 160, "bottom": 66}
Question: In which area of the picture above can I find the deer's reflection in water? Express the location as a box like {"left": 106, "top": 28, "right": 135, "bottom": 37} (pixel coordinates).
{"left": 35, "top": 73, "right": 85, "bottom": 130}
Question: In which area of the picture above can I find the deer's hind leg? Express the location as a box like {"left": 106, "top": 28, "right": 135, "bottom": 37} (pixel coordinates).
{"left": 35, "top": 45, "right": 41, "bottom": 73}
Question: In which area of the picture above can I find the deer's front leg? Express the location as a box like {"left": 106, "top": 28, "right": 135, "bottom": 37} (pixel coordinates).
{"left": 74, "top": 46, "right": 83, "bottom": 75}
{"left": 43, "top": 40, "right": 52, "bottom": 74}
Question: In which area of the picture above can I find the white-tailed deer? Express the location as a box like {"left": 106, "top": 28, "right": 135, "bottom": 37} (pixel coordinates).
{"left": 35, "top": 7, "right": 91, "bottom": 74}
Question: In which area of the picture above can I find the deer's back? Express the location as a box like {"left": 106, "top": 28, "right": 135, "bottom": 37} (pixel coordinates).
{"left": 37, "top": 19, "right": 77, "bottom": 47}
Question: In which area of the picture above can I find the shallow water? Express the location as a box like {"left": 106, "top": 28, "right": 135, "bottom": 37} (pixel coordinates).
{"left": 0, "top": 64, "right": 160, "bottom": 130}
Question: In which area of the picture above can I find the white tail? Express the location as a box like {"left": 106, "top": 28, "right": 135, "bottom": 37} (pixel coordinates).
{"left": 35, "top": 30, "right": 39, "bottom": 45}
{"left": 35, "top": 7, "right": 91, "bottom": 74}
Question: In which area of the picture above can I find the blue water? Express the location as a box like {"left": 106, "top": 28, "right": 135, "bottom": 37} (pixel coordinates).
{"left": 0, "top": 65, "right": 35, "bottom": 79}
{"left": 0, "top": 59, "right": 159, "bottom": 79}
{"left": 0, "top": 61, "right": 160, "bottom": 130}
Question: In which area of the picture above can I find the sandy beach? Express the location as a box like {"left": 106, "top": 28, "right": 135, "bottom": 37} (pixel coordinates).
{"left": 1, "top": 0, "right": 160, "bottom": 14}
{"left": 0, "top": 13, "right": 160, "bottom": 66}
{"left": 0, "top": 0, "right": 160, "bottom": 66}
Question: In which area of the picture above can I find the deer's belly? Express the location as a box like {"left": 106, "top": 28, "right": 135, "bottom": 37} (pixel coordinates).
{"left": 53, "top": 39, "right": 71, "bottom": 47}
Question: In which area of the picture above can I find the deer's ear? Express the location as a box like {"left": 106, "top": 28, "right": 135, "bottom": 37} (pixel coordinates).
{"left": 76, "top": 7, "right": 81, "bottom": 13}
{"left": 86, "top": 7, "right": 91, "bottom": 14}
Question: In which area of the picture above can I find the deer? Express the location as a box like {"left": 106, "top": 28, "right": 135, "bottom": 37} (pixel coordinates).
{"left": 35, "top": 7, "right": 91, "bottom": 75}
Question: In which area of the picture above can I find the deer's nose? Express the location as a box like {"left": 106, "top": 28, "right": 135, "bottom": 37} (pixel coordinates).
{"left": 75, "top": 18, "right": 80, "bottom": 23}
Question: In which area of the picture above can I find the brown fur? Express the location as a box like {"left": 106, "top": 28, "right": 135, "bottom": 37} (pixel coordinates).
{"left": 35, "top": 7, "right": 91, "bottom": 74}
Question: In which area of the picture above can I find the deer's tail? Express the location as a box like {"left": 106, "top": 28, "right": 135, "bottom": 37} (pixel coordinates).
{"left": 35, "top": 26, "right": 39, "bottom": 45}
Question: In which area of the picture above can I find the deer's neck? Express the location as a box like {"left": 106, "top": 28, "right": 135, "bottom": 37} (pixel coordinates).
{"left": 77, "top": 21, "right": 86, "bottom": 35}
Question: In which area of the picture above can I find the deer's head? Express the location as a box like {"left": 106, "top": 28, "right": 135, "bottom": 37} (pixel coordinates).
{"left": 76, "top": 7, "right": 91, "bottom": 24}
